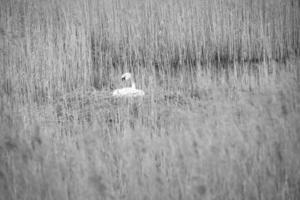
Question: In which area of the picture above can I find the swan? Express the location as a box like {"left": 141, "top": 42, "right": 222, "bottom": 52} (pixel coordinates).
{"left": 112, "top": 72, "right": 145, "bottom": 97}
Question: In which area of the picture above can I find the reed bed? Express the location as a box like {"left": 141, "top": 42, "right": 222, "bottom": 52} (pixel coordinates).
{"left": 0, "top": 0, "right": 300, "bottom": 200}
{"left": 1, "top": 0, "right": 300, "bottom": 102}
{"left": 1, "top": 71, "right": 300, "bottom": 199}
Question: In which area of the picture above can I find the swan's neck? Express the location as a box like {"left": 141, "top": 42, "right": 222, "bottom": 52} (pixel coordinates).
{"left": 131, "top": 80, "right": 136, "bottom": 89}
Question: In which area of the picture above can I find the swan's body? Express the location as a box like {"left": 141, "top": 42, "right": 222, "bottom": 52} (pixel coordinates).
{"left": 112, "top": 87, "right": 145, "bottom": 97}
{"left": 112, "top": 72, "right": 145, "bottom": 97}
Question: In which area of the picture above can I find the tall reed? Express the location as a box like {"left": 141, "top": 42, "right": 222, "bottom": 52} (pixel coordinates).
{"left": 0, "top": 0, "right": 299, "bottom": 103}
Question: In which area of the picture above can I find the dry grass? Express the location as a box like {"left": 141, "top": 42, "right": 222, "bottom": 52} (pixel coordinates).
{"left": 1, "top": 0, "right": 299, "bottom": 101}
{"left": 1, "top": 68, "right": 300, "bottom": 200}
{"left": 0, "top": 0, "right": 300, "bottom": 200}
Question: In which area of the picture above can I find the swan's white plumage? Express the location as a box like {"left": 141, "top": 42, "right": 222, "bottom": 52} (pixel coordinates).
{"left": 112, "top": 72, "right": 145, "bottom": 97}
{"left": 112, "top": 87, "right": 145, "bottom": 97}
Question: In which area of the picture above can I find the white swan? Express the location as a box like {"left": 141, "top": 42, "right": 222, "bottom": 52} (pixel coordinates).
{"left": 112, "top": 72, "right": 145, "bottom": 97}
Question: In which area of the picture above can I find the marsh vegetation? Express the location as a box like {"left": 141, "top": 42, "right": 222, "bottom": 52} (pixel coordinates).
{"left": 0, "top": 0, "right": 300, "bottom": 199}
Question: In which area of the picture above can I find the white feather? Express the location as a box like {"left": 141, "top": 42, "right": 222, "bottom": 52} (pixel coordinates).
{"left": 112, "top": 72, "right": 145, "bottom": 97}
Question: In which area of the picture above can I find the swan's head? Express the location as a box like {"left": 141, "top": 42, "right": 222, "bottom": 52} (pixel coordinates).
{"left": 121, "top": 72, "right": 132, "bottom": 81}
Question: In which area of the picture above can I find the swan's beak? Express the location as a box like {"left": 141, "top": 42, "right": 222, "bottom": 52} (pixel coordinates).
{"left": 121, "top": 77, "right": 126, "bottom": 81}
